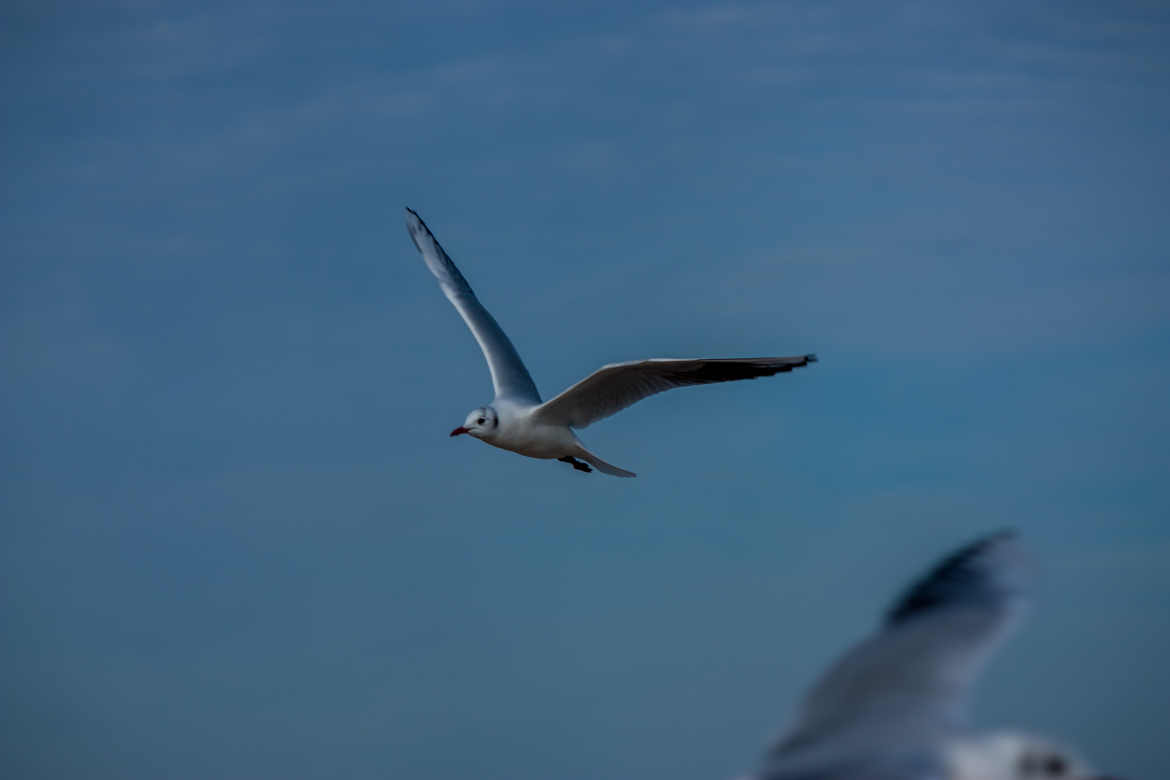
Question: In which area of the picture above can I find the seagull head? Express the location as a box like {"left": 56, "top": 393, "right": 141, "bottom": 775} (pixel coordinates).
{"left": 945, "top": 732, "right": 1119, "bottom": 780}
{"left": 451, "top": 406, "right": 498, "bottom": 439}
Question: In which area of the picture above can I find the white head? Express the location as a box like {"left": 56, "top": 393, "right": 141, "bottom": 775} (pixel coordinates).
{"left": 945, "top": 732, "right": 1117, "bottom": 780}
{"left": 449, "top": 406, "right": 499, "bottom": 439}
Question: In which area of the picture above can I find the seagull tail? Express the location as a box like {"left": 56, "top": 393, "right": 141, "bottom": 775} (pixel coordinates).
{"left": 576, "top": 447, "right": 637, "bottom": 478}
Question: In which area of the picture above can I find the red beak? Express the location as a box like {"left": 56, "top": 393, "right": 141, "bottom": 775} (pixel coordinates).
{"left": 450, "top": 426, "right": 469, "bottom": 437}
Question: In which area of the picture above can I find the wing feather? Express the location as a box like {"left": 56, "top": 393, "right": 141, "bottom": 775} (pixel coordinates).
{"left": 532, "top": 356, "right": 816, "bottom": 429}
{"left": 404, "top": 208, "right": 541, "bottom": 404}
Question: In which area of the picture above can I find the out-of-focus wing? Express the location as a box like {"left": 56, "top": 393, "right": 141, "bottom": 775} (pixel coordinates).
{"left": 754, "top": 532, "right": 1026, "bottom": 780}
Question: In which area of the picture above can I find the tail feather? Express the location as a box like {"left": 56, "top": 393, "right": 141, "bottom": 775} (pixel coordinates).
{"left": 577, "top": 448, "right": 637, "bottom": 478}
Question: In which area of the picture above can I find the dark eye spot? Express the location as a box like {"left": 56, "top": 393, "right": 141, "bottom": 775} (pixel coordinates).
{"left": 477, "top": 417, "right": 485, "bottom": 425}
{"left": 1044, "top": 756, "right": 1066, "bottom": 775}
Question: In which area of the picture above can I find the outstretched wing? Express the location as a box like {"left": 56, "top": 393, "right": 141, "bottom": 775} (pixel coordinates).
{"left": 756, "top": 532, "right": 1026, "bottom": 780}
{"left": 531, "top": 356, "right": 816, "bottom": 429}
{"left": 404, "top": 208, "right": 541, "bottom": 404}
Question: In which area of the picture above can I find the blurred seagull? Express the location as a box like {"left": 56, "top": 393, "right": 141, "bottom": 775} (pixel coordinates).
{"left": 404, "top": 208, "right": 816, "bottom": 477}
{"left": 743, "top": 532, "right": 1118, "bottom": 780}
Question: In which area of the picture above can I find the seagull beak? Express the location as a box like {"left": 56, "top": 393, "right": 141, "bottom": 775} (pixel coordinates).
{"left": 450, "top": 426, "right": 469, "bottom": 437}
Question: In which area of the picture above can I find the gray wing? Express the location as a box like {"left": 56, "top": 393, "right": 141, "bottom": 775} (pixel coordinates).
{"left": 404, "top": 208, "right": 541, "bottom": 404}
{"left": 530, "top": 356, "right": 816, "bottom": 429}
{"left": 755, "top": 532, "right": 1025, "bottom": 780}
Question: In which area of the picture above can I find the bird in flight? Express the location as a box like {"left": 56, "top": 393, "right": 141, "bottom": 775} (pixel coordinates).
{"left": 404, "top": 207, "right": 816, "bottom": 477}
{"left": 742, "top": 531, "right": 1117, "bottom": 780}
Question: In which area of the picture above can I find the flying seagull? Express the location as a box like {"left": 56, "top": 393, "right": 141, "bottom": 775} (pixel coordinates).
{"left": 404, "top": 207, "right": 816, "bottom": 477}
{"left": 742, "top": 531, "right": 1117, "bottom": 780}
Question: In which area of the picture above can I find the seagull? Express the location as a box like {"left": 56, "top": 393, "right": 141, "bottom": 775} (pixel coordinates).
{"left": 742, "top": 531, "right": 1118, "bottom": 780}
{"left": 403, "top": 208, "right": 816, "bottom": 477}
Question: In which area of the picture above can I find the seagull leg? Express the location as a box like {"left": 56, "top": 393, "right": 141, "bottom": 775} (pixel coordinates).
{"left": 558, "top": 456, "right": 592, "bottom": 473}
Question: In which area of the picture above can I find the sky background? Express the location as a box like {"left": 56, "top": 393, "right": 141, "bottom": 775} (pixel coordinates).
{"left": 3, "top": 1, "right": 1168, "bottom": 778}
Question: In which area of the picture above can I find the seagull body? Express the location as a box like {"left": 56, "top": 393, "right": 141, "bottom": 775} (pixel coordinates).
{"left": 404, "top": 207, "right": 816, "bottom": 477}
{"left": 744, "top": 532, "right": 1115, "bottom": 780}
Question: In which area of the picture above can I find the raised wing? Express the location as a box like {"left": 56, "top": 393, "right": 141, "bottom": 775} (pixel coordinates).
{"left": 756, "top": 532, "right": 1025, "bottom": 780}
{"left": 404, "top": 208, "right": 541, "bottom": 404}
{"left": 531, "top": 356, "right": 816, "bottom": 429}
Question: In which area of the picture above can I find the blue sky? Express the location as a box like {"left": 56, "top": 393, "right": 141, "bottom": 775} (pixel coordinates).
{"left": 2, "top": 1, "right": 1168, "bottom": 777}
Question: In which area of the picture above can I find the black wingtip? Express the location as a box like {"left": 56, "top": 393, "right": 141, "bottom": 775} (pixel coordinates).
{"left": 806, "top": 353, "right": 818, "bottom": 364}
{"left": 404, "top": 208, "right": 433, "bottom": 245}
{"left": 884, "top": 529, "right": 1021, "bottom": 626}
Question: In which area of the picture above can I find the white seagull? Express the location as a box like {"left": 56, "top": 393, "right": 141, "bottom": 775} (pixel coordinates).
{"left": 404, "top": 208, "right": 816, "bottom": 478}
{"left": 743, "top": 531, "right": 1118, "bottom": 780}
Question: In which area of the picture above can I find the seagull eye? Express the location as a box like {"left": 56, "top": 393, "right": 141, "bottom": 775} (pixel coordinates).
{"left": 1044, "top": 756, "right": 1066, "bottom": 775}
{"left": 477, "top": 417, "right": 485, "bottom": 425}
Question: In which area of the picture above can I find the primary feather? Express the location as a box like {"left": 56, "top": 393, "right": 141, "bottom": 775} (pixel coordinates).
{"left": 533, "top": 355, "right": 817, "bottom": 429}
{"left": 404, "top": 208, "right": 542, "bottom": 404}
